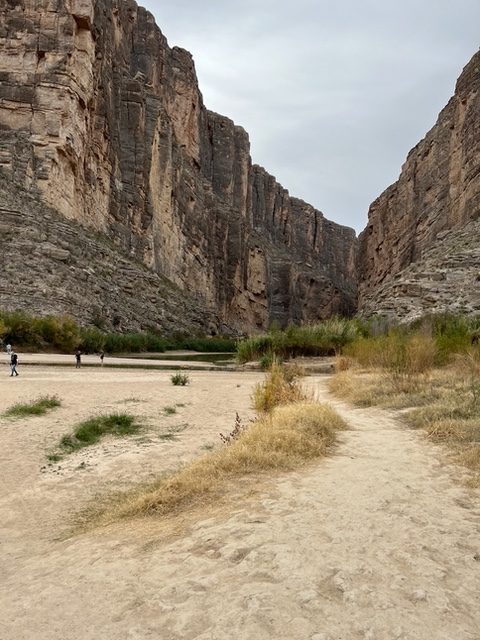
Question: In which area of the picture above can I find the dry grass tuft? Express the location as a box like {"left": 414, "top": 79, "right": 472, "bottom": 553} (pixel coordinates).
{"left": 330, "top": 360, "right": 480, "bottom": 479}
{"left": 328, "top": 371, "right": 382, "bottom": 407}
{"left": 87, "top": 402, "right": 346, "bottom": 526}
{"left": 252, "top": 362, "right": 307, "bottom": 412}
{"left": 4, "top": 395, "right": 61, "bottom": 418}
{"left": 459, "top": 445, "right": 480, "bottom": 472}
{"left": 334, "top": 356, "right": 353, "bottom": 372}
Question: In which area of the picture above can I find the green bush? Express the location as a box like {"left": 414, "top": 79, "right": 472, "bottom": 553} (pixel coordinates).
{"left": 237, "top": 335, "right": 275, "bottom": 363}
{"left": 259, "top": 351, "right": 280, "bottom": 370}
{"left": 1, "top": 310, "right": 42, "bottom": 347}
{"left": 79, "top": 327, "right": 106, "bottom": 353}
{"left": 236, "top": 318, "right": 362, "bottom": 363}
{"left": 431, "top": 314, "right": 474, "bottom": 363}
{"left": 0, "top": 311, "right": 81, "bottom": 351}
{"left": 60, "top": 413, "right": 140, "bottom": 453}
{"left": 344, "top": 314, "right": 480, "bottom": 371}
{"left": 171, "top": 372, "right": 190, "bottom": 386}
{"left": 165, "top": 335, "right": 237, "bottom": 352}
{"left": 101, "top": 331, "right": 167, "bottom": 354}
{"left": 4, "top": 395, "right": 61, "bottom": 418}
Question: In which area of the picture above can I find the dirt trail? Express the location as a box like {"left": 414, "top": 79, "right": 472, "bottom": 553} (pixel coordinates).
{"left": 1, "top": 372, "right": 479, "bottom": 640}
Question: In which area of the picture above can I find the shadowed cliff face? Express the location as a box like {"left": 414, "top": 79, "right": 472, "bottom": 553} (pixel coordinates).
{"left": 358, "top": 50, "right": 480, "bottom": 317}
{"left": 0, "top": 0, "right": 357, "bottom": 332}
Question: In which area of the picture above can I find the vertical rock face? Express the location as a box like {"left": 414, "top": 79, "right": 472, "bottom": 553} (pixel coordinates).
{"left": 358, "top": 50, "right": 480, "bottom": 315}
{"left": 0, "top": 0, "right": 357, "bottom": 332}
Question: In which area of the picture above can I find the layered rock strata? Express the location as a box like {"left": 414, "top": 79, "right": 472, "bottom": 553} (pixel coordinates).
{"left": 359, "top": 220, "right": 480, "bottom": 322}
{"left": 0, "top": 172, "right": 217, "bottom": 333}
{"left": 0, "top": 0, "right": 357, "bottom": 332}
{"left": 358, "top": 51, "right": 480, "bottom": 319}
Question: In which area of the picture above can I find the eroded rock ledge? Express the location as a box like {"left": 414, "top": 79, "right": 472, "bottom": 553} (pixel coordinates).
{"left": 0, "top": 0, "right": 357, "bottom": 332}
{"left": 358, "top": 50, "right": 480, "bottom": 320}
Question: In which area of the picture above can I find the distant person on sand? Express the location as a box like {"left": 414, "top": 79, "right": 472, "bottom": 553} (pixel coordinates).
{"left": 75, "top": 349, "right": 82, "bottom": 369}
{"left": 6, "top": 343, "right": 11, "bottom": 355}
{"left": 10, "top": 350, "right": 18, "bottom": 376}
{"left": 100, "top": 351, "right": 105, "bottom": 366}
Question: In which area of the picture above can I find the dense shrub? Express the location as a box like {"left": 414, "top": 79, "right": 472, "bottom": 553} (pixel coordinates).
{"left": 344, "top": 313, "right": 480, "bottom": 371}
{"left": 0, "top": 311, "right": 80, "bottom": 351}
{"left": 169, "top": 336, "right": 237, "bottom": 352}
{"left": 103, "top": 332, "right": 167, "bottom": 354}
{"left": 171, "top": 372, "right": 190, "bottom": 386}
{"left": 431, "top": 314, "right": 476, "bottom": 363}
{"left": 79, "top": 327, "right": 106, "bottom": 353}
{"left": 237, "top": 318, "right": 362, "bottom": 363}
{"left": 252, "top": 362, "right": 306, "bottom": 412}
{"left": 0, "top": 309, "right": 236, "bottom": 355}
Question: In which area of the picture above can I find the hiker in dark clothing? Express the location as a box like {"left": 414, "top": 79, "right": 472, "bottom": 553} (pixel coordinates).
{"left": 75, "top": 349, "right": 82, "bottom": 369}
{"left": 100, "top": 351, "right": 105, "bottom": 366}
{"left": 10, "top": 351, "right": 18, "bottom": 376}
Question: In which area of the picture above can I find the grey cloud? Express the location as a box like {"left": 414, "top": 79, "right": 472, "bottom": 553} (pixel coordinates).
{"left": 140, "top": 0, "right": 480, "bottom": 232}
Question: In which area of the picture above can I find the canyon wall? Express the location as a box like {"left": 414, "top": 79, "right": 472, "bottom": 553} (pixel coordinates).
{"left": 0, "top": 170, "right": 220, "bottom": 334}
{"left": 0, "top": 0, "right": 357, "bottom": 332}
{"left": 358, "top": 50, "right": 480, "bottom": 320}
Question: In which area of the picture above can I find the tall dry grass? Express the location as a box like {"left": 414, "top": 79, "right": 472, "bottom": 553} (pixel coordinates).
{"left": 236, "top": 317, "right": 362, "bottom": 363}
{"left": 345, "top": 333, "right": 436, "bottom": 372}
{"left": 329, "top": 346, "right": 480, "bottom": 483}
{"left": 252, "top": 362, "right": 307, "bottom": 412}
{"left": 88, "top": 402, "right": 347, "bottom": 524}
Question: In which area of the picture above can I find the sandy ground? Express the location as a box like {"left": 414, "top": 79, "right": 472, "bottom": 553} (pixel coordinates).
{"left": 7, "top": 351, "right": 234, "bottom": 369}
{"left": 1, "top": 367, "right": 479, "bottom": 639}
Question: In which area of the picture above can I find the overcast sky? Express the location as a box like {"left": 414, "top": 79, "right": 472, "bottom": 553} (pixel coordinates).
{"left": 140, "top": 0, "right": 479, "bottom": 233}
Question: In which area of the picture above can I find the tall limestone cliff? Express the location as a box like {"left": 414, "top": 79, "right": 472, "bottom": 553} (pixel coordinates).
{"left": 0, "top": 0, "right": 357, "bottom": 333}
{"left": 358, "top": 50, "right": 480, "bottom": 320}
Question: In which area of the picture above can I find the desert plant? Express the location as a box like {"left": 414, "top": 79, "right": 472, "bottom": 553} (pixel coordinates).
{"left": 169, "top": 336, "right": 237, "bottom": 352}
{"left": 4, "top": 395, "right": 61, "bottom": 418}
{"left": 219, "top": 412, "right": 248, "bottom": 444}
{"left": 87, "top": 402, "right": 346, "bottom": 524}
{"left": 334, "top": 355, "right": 352, "bottom": 372}
{"left": 330, "top": 362, "right": 480, "bottom": 479}
{"left": 0, "top": 318, "right": 6, "bottom": 340}
{"left": 60, "top": 413, "right": 140, "bottom": 453}
{"left": 163, "top": 406, "right": 177, "bottom": 416}
{"left": 171, "top": 372, "right": 190, "bottom": 386}
{"left": 0, "top": 308, "right": 238, "bottom": 355}
{"left": 236, "top": 334, "right": 275, "bottom": 363}
{"left": 259, "top": 351, "right": 279, "bottom": 370}
{"left": 253, "top": 362, "right": 306, "bottom": 412}
{"left": 383, "top": 334, "right": 436, "bottom": 393}
{"left": 237, "top": 318, "right": 362, "bottom": 363}
{"left": 404, "top": 334, "right": 437, "bottom": 374}
{"left": 455, "top": 350, "right": 480, "bottom": 408}
{"left": 79, "top": 327, "right": 106, "bottom": 353}
{"left": 430, "top": 313, "right": 473, "bottom": 363}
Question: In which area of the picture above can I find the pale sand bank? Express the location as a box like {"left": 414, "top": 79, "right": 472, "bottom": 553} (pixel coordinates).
{"left": 1, "top": 368, "right": 479, "bottom": 639}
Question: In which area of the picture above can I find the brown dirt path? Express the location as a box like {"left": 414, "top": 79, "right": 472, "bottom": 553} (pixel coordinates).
{"left": 1, "top": 372, "right": 479, "bottom": 639}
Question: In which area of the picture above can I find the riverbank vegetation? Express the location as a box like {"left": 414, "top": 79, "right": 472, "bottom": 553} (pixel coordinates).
{"left": 0, "top": 310, "right": 236, "bottom": 354}
{"left": 328, "top": 315, "right": 480, "bottom": 484}
{"left": 236, "top": 313, "right": 480, "bottom": 364}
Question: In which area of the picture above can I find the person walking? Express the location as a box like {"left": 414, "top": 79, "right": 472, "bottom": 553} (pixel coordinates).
{"left": 100, "top": 351, "right": 105, "bottom": 366}
{"left": 6, "top": 343, "right": 11, "bottom": 356}
{"left": 75, "top": 349, "right": 82, "bottom": 369}
{"left": 10, "top": 350, "right": 18, "bottom": 376}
